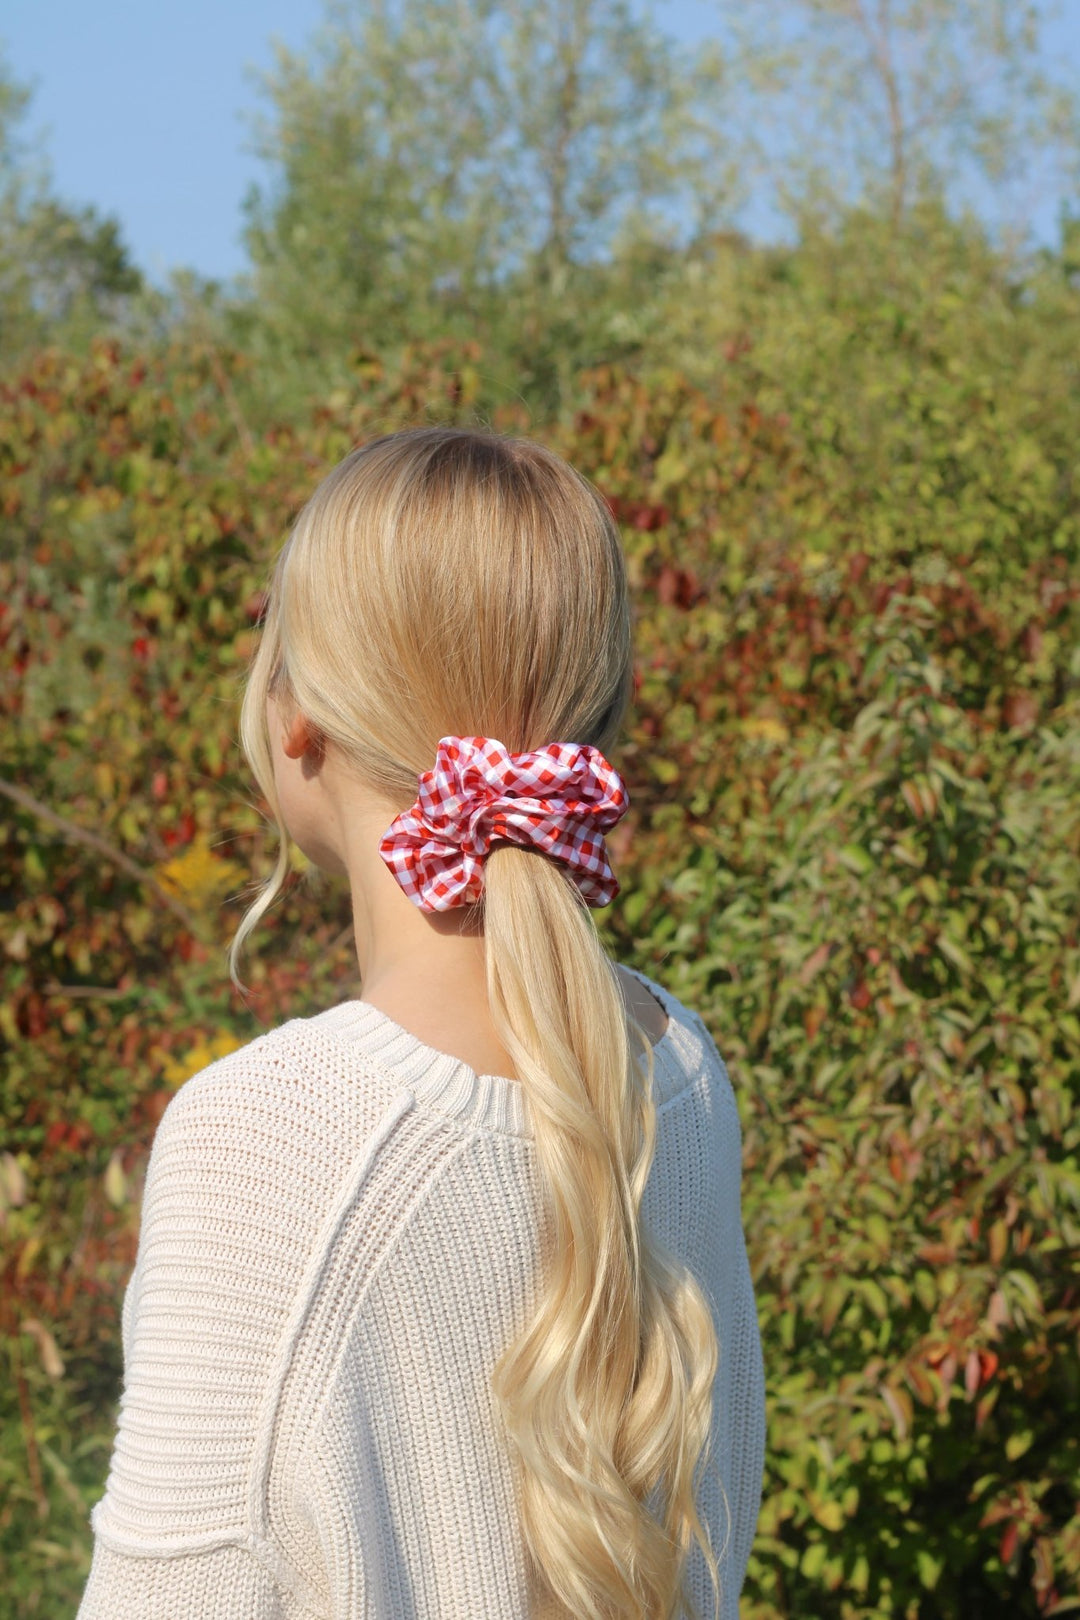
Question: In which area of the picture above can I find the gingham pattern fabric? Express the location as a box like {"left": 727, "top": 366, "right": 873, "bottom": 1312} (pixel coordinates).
{"left": 378, "top": 736, "right": 630, "bottom": 911}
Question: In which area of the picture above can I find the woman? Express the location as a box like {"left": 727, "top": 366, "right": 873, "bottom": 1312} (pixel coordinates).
{"left": 78, "top": 426, "right": 765, "bottom": 1619}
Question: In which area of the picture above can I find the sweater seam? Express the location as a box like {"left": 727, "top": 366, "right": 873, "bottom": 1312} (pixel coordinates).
{"left": 247, "top": 1089, "right": 417, "bottom": 1533}
{"left": 249, "top": 1528, "right": 332, "bottom": 1617}
{"left": 245, "top": 1087, "right": 436, "bottom": 1598}
{"left": 281, "top": 1130, "right": 491, "bottom": 1558}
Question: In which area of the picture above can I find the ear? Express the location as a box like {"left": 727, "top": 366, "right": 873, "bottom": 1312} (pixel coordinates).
{"left": 281, "top": 712, "right": 322, "bottom": 762}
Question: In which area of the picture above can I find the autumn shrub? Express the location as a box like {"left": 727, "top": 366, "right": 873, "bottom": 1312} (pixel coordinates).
{"left": 0, "top": 301, "right": 1077, "bottom": 1617}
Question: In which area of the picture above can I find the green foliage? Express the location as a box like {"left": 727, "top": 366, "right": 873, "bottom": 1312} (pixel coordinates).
{"left": 1, "top": 216, "right": 1079, "bottom": 1617}
{"left": 228, "top": 0, "right": 1080, "bottom": 415}
{"left": 634, "top": 611, "right": 1080, "bottom": 1617}
{"left": 0, "top": 51, "right": 143, "bottom": 366}
{"left": 239, "top": 0, "right": 732, "bottom": 402}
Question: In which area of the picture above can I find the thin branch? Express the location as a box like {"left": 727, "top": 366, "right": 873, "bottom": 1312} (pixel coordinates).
{"left": 11, "top": 1338, "right": 48, "bottom": 1520}
{"left": 854, "top": 0, "right": 907, "bottom": 227}
{"left": 40, "top": 980, "right": 147, "bottom": 1001}
{"left": 0, "top": 776, "right": 203, "bottom": 934}
{"left": 327, "top": 920, "right": 356, "bottom": 957}
{"left": 203, "top": 344, "right": 256, "bottom": 458}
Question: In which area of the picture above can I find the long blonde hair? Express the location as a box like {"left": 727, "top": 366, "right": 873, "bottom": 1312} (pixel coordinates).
{"left": 228, "top": 426, "right": 724, "bottom": 1619}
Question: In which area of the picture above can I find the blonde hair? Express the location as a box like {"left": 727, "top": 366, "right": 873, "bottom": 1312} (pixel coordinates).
{"left": 229, "top": 426, "right": 724, "bottom": 1619}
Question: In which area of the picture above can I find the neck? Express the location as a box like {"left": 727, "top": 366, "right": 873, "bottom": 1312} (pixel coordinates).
{"left": 342, "top": 799, "right": 492, "bottom": 999}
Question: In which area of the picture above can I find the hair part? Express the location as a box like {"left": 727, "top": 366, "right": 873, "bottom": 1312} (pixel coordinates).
{"left": 229, "top": 425, "right": 726, "bottom": 1618}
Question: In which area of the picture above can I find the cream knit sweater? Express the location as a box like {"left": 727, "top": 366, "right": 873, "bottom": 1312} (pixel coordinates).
{"left": 77, "top": 965, "right": 765, "bottom": 1619}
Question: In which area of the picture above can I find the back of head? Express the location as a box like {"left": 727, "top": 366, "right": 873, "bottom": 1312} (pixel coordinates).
{"left": 232, "top": 425, "right": 723, "bottom": 1620}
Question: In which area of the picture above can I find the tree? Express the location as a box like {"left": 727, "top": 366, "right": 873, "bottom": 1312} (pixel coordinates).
{"left": 713, "top": 0, "right": 1080, "bottom": 248}
{"left": 240, "top": 0, "right": 735, "bottom": 372}
{"left": 0, "top": 50, "right": 141, "bottom": 359}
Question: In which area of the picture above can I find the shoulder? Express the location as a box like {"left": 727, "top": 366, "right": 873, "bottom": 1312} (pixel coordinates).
{"left": 148, "top": 1015, "right": 402, "bottom": 1180}
{"left": 618, "top": 963, "right": 741, "bottom": 1117}
{"left": 614, "top": 962, "right": 670, "bottom": 1043}
{"left": 616, "top": 961, "right": 723, "bottom": 1057}
{"left": 132, "top": 1018, "right": 412, "bottom": 1332}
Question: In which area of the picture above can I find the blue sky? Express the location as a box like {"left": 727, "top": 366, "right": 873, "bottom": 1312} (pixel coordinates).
{"left": 2, "top": 0, "right": 1076, "bottom": 285}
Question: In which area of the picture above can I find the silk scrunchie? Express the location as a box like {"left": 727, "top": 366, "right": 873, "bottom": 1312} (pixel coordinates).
{"left": 379, "top": 735, "right": 629, "bottom": 911}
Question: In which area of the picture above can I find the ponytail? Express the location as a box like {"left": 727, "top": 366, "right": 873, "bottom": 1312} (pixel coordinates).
{"left": 482, "top": 846, "right": 722, "bottom": 1619}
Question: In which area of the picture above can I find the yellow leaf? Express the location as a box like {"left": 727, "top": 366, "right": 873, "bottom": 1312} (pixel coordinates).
{"left": 21, "top": 1317, "right": 64, "bottom": 1379}
{"left": 103, "top": 1150, "right": 127, "bottom": 1208}
{"left": 163, "top": 1029, "right": 243, "bottom": 1089}
{"left": 743, "top": 716, "right": 789, "bottom": 744}
{"left": 1, "top": 1151, "right": 26, "bottom": 1208}
{"left": 815, "top": 1498, "right": 845, "bottom": 1532}
{"left": 989, "top": 1219, "right": 1008, "bottom": 1265}
{"left": 881, "top": 1383, "right": 912, "bottom": 1441}
{"left": 16, "top": 1234, "right": 43, "bottom": 1280}
{"left": 155, "top": 836, "right": 245, "bottom": 911}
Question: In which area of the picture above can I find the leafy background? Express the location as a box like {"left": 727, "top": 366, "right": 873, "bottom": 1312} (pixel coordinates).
{"left": 1, "top": 2, "right": 1079, "bottom": 1616}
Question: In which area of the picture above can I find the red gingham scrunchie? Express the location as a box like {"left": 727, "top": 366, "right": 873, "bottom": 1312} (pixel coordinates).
{"left": 379, "top": 736, "right": 630, "bottom": 912}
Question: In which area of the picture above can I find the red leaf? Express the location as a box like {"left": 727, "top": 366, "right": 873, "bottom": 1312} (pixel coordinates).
{"left": 17, "top": 993, "right": 48, "bottom": 1039}
{"left": 937, "top": 1350, "right": 957, "bottom": 1398}
{"left": 798, "top": 942, "right": 832, "bottom": 985}
{"left": 633, "top": 503, "right": 669, "bottom": 532}
{"left": 657, "top": 564, "right": 680, "bottom": 604}
{"left": 978, "top": 1349, "right": 999, "bottom": 1386}
{"left": 965, "top": 1348, "right": 981, "bottom": 1398}
{"left": 901, "top": 779, "right": 925, "bottom": 819}
{"left": 803, "top": 1005, "right": 826, "bottom": 1039}
{"left": 1021, "top": 623, "right": 1044, "bottom": 661}
{"left": 1002, "top": 690, "right": 1038, "bottom": 730}
{"left": 675, "top": 569, "right": 704, "bottom": 610}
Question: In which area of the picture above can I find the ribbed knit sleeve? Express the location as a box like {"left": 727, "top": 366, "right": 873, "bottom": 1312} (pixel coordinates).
{"left": 638, "top": 1006, "right": 764, "bottom": 1620}
{"left": 76, "top": 1031, "right": 410, "bottom": 1620}
{"left": 687, "top": 1007, "right": 766, "bottom": 1612}
{"left": 725, "top": 1227, "right": 766, "bottom": 1602}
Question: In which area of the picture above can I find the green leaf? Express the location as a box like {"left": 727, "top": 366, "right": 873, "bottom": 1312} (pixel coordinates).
{"left": 801, "top": 1541, "right": 828, "bottom": 1579}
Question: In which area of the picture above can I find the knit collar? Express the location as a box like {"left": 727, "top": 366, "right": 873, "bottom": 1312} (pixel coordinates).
{"left": 304, "top": 966, "right": 699, "bottom": 1141}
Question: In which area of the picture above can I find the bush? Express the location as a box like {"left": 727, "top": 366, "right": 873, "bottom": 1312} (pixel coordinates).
{"left": 1, "top": 265, "right": 1077, "bottom": 1614}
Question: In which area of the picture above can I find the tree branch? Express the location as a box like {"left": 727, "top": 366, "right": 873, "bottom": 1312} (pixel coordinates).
{"left": 0, "top": 776, "right": 204, "bottom": 934}
{"left": 854, "top": 0, "right": 907, "bottom": 227}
